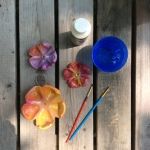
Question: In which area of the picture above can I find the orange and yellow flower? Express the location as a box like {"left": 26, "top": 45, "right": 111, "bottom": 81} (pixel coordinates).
{"left": 21, "top": 85, "right": 66, "bottom": 129}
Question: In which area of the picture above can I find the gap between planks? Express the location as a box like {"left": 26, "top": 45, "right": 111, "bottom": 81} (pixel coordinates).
{"left": 131, "top": 0, "right": 136, "bottom": 149}
{"left": 15, "top": 0, "right": 21, "bottom": 149}
{"left": 54, "top": 0, "right": 59, "bottom": 150}
{"left": 93, "top": 0, "right": 98, "bottom": 149}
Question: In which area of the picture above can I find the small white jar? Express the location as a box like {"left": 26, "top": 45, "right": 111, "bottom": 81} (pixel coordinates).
{"left": 70, "top": 18, "right": 91, "bottom": 45}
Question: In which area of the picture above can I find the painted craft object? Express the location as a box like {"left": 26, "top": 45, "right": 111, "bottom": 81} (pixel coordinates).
{"left": 63, "top": 62, "right": 91, "bottom": 88}
{"left": 29, "top": 42, "right": 57, "bottom": 71}
{"left": 21, "top": 85, "right": 66, "bottom": 129}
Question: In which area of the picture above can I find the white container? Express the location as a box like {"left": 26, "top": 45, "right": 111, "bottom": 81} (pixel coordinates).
{"left": 70, "top": 18, "right": 91, "bottom": 45}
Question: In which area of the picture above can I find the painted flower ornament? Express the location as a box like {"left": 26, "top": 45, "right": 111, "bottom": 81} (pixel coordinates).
{"left": 63, "top": 62, "right": 91, "bottom": 88}
{"left": 21, "top": 85, "right": 66, "bottom": 129}
{"left": 29, "top": 42, "right": 57, "bottom": 70}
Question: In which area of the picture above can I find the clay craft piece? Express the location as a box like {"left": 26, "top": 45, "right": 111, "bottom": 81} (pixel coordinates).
{"left": 63, "top": 62, "right": 91, "bottom": 88}
{"left": 28, "top": 42, "right": 57, "bottom": 71}
{"left": 21, "top": 85, "right": 66, "bottom": 129}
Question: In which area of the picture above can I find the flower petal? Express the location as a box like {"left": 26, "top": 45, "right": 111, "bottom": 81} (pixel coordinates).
{"left": 79, "top": 64, "right": 91, "bottom": 74}
{"left": 80, "top": 76, "right": 90, "bottom": 86}
{"left": 43, "top": 85, "right": 61, "bottom": 95}
{"left": 29, "top": 56, "right": 42, "bottom": 69}
{"left": 35, "top": 108, "right": 54, "bottom": 129}
{"left": 58, "top": 101, "right": 66, "bottom": 118}
{"left": 29, "top": 46, "right": 41, "bottom": 57}
{"left": 43, "top": 41, "right": 52, "bottom": 49}
{"left": 25, "top": 86, "right": 42, "bottom": 103}
{"left": 41, "top": 61, "right": 51, "bottom": 70}
{"left": 38, "top": 85, "right": 61, "bottom": 102}
{"left": 46, "top": 51, "right": 57, "bottom": 63}
{"left": 63, "top": 69, "right": 73, "bottom": 80}
{"left": 48, "top": 98, "right": 66, "bottom": 118}
{"left": 48, "top": 102, "right": 59, "bottom": 118}
{"left": 37, "top": 44, "right": 49, "bottom": 55}
{"left": 40, "top": 51, "right": 57, "bottom": 71}
{"left": 21, "top": 103, "right": 40, "bottom": 120}
{"left": 68, "top": 62, "right": 79, "bottom": 72}
{"left": 67, "top": 77, "right": 79, "bottom": 88}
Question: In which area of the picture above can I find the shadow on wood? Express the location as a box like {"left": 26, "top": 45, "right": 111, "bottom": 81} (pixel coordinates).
{"left": 136, "top": 0, "right": 150, "bottom": 26}
{"left": 76, "top": 45, "right": 93, "bottom": 69}
{"left": 59, "top": 31, "right": 77, "bottom": 49}
{"left": 140, "top": 115, "right": 150, "bottom": 150}
{"left": 0, "top": 119, "right": 16, "bottom": 150}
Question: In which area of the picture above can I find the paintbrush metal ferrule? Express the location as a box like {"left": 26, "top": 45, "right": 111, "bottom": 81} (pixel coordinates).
{"left": 98, "top": 87, "right": 110, "bottom": 99}
{"left": 86, "top": 84, "right": 93, "bottom": 98}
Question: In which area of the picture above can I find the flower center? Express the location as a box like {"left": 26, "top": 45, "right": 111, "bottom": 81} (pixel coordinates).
{"left": 74, "top": 72, "right": 80, "bottom": 78}
{"left": 74, "top": 72, "right": 82, "bottom": 85}
{"left": 42, "top": 55, "right": 49, "bottom": 59}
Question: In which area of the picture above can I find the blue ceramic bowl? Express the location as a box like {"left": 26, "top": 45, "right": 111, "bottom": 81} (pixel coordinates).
{"left": 92, "top": 36, "right": 128, "bottom": 72}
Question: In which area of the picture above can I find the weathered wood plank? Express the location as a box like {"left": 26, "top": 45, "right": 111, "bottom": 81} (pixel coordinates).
{"left": 136, "top": 1, "right": 150, "bottom": 150}
{"left": 97, "top": 0, "right": 131, "bottom": 149}
{"left": 0, "top": 0, "right": 17, "bottom": 149}
{"left": 59, "top": 0, "right": 93, "bottom": 149}
{"left": 19, "top": 0, "right": 56, "bottom": 149}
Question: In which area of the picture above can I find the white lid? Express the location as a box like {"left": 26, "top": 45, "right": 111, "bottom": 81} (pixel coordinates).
{"left": 71, "top": 18, "right": 91, "bottom": 39}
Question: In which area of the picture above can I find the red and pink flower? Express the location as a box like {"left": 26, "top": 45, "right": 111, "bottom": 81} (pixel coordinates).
{"left": 63, "top": 62, "right": 91, "bottom": 88}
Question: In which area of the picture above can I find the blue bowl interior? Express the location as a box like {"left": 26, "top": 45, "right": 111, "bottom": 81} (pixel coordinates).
{"left": 92, "top": 36, "right": 128, "bottom": 72}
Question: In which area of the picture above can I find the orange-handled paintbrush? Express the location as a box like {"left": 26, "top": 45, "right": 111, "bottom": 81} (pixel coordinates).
{"left": 65, "top": 84, "right": 93, "bottom": 143}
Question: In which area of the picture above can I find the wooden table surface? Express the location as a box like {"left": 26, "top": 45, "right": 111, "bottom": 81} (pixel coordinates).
{"left": 0, "top": 0, "right": 149, "bottom": 150}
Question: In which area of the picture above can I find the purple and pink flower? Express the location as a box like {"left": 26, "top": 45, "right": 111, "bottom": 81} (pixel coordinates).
{"left": 28, "top": 42, "right": 57, "bottom": 71}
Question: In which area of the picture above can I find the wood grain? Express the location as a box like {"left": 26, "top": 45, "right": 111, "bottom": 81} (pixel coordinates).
{"left": 0, "top": 0, "right": 17, "bottom": 149}
{"left": 19, "top": 0, "right": 56, "bottom": 149}
{"left": 97, "top": 0, "right": 131, "bottom": 149}
{"left": 136, "top": 0, "right": 150, "bottom": 150}
{"left": 58, "top": 0, "right": 93, "bottom": 149}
